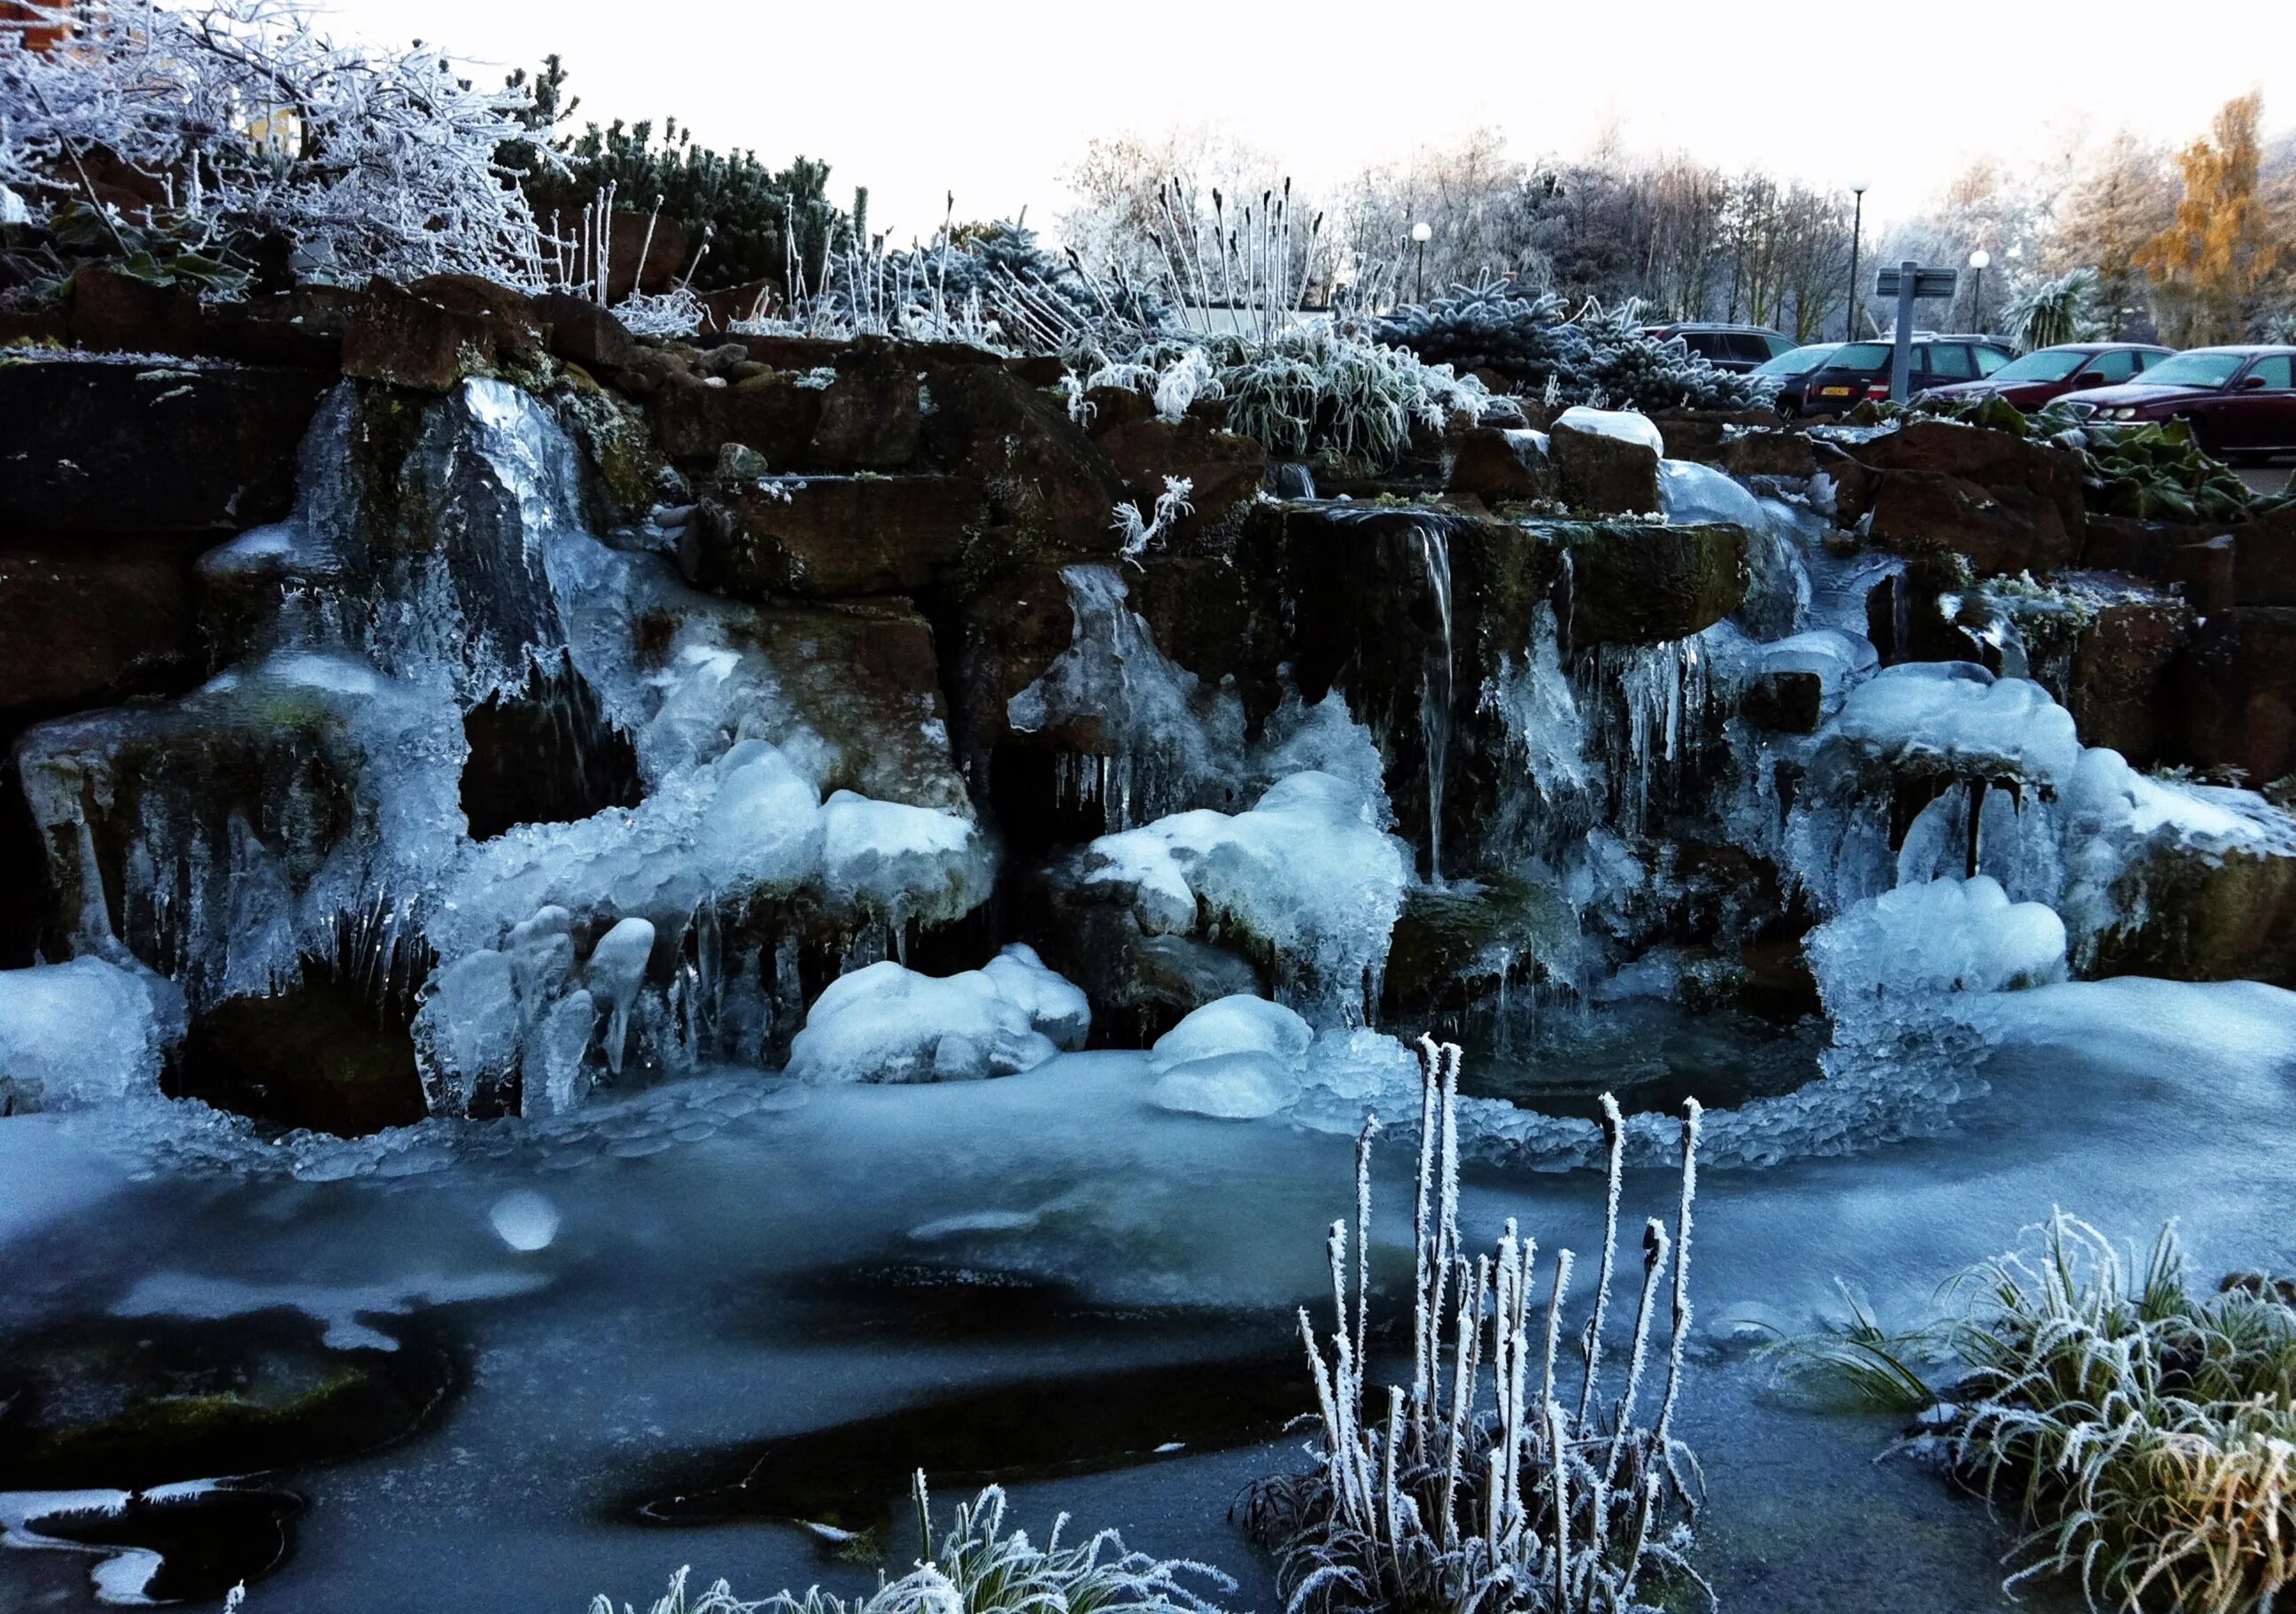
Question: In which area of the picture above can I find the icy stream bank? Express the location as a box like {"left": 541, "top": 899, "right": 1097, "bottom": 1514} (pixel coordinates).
{"left": 4, "top": 973, "right": 2292, "bottom": 1611}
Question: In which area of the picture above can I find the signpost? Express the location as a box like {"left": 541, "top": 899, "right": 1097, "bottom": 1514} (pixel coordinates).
{"left": 1875, "top": 261, "right": 1959, "bottom": 402}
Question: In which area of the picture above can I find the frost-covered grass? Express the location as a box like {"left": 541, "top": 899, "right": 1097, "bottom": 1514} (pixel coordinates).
{"left": 1925, "top": 1214, "right": 2296, "bottom": 1614}
{"left": 1067, "top": 323, "right": 1486, "bottom": 469}
{"left": 1243, "top": 1040, "right": 1706, "bottom": 1614}
{"left": 592, "top": 1475, "right": 1233, "bottom": 1614}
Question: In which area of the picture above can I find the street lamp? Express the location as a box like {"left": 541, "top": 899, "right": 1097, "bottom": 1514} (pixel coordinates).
{"left": 1968, "top": 248, "right": 1991, "bottom": 335}
{"left": 1845, "top": 182, "right": 1868, "bottom": 341}
{"left": 1411, "top": 221, "right": 1431, "bottom": 305}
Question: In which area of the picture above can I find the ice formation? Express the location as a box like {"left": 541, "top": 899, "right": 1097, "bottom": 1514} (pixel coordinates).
{"left": 1142, "top": 995, "right": 1418, "bottom": 1124}
{"left": 1833, "top": 664, "right": 2080, "bottom": 788}
{"left": 784, "top": 945, "right": 1090, "bottom": 1083}
{"left": 0, "top": 958, "right": 181, "bottom": 1110}
{"left": 1006, "top": 564, "right": 1247, "bottom": 827}
{"left": 1807, "top": 877, "right": 2068, "bottom": 1005}
{"left": 16, "top": 378, "right": 992, "bottom": 1116}
{"left": 1078, "top": 772, "right": 1410, "bottom": 1018}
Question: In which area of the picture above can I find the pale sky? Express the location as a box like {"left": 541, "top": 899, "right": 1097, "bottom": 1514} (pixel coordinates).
{"left": 331, "top": 0, "right": 2292, "bottom": 246}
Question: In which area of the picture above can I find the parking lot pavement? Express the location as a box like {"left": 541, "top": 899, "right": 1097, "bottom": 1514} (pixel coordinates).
{"left": 2238, "top": 465, "right": 2294, "bottom": 496}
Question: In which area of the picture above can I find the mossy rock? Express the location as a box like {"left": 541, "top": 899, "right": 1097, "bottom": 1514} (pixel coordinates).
{"left": 0, "top": 1307, "right": 461, "bottom": 1491}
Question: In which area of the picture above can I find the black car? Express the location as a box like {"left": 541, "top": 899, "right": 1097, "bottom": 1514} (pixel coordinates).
{"left": 1798, "top": 337, "right": 2017, "bottom": 415}
{"left": 1643, "top": 323, "right": 1800, "bottom": 374}
{"left": 1750, "top": 342, "right": 1842, "bottom": 416}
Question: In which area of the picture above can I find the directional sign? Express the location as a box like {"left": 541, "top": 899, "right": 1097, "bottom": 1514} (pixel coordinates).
{"left": 1876, "top": 268, "right": 1959, "bottom": 299}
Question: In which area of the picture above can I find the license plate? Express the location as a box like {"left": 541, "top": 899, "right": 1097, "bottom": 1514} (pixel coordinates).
{"left": 1820, "top": 386, "right": 1852, "bottom": 396}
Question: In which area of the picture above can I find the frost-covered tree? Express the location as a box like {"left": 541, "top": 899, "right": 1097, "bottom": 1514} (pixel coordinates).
{"left": 1, "top": 0, "right": 548, "bottom": 290}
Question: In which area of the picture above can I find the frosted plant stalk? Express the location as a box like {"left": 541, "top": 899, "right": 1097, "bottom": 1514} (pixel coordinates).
{"left": 1246, "top": 1039, "right": 1706, "bottom": 1614}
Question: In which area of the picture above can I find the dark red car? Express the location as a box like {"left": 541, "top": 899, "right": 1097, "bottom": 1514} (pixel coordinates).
{"left": 2057, "top": 345, "right": 2296, "bottom": 462}
{"left": 1918, "top": 342, "right": 2172, "bottom": 409}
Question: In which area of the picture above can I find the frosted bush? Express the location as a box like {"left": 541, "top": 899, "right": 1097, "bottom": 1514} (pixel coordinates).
{"left": 2, "top": 1, "right": 549, "bottom": 287}
{"left": 1373, "top": 283, "right": 1765, "bottom": 411}
{"left": 783, "top": 946, "right": 1090, "bottom": 1084}
{"left": 1069, "top": 324, "right": 1485, "bottom": 468}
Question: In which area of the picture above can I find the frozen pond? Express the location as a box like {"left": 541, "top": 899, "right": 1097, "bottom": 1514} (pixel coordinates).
{"left": 5, "top": 978, "right": 2294, "bottom": 1613}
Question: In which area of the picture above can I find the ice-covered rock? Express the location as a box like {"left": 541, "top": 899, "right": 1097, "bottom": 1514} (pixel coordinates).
{"left": 1552, "top": 408, "right": 1664, "bottom": 515}
{"left": 2059, "top": 749, "right": 2296, "bottom": 977}
{"left": 1145, "top": 996, "right": 1315, "bottom": 1119}
{"left": 1833, "top": 663, "right": 2079, "bottom": 787}
{"left": 1555, "top": 407, "right": 1665, "bottom": 454}
{"left": 1140, "top": 997, "right": 1414, "bottom": 1123}
{"left": 1659, "top": 459, "right": 1767, "bottom": 529}
{"left": 1078, "top": 772, "right": 1409, "bottom": 1017}
{"left": 1149, "top": 1052, "right": 1291, "bottom": 1119}
{"left": 785, "top": 947, "right": 1091, "bottom": 1083}
{"left": 0, "top": 958, "right": 182, "bottom": 1110}
{"left": 1151, "top": 995, "right": 1315, "bottom": 1067}
{"left": 1807, "top": 876, "right": 2067, "bottom": 1006}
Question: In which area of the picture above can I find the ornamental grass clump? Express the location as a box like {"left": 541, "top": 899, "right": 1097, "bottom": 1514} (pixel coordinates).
{"left": 1244, "top": 1038, "right": 1707, "bottom": 1614}
{"left": 593, "top": 1473, "right": 1234, "bottom": 1614}
{"left": 1934, "top": 1214, "right": 2296, "bottom": 1614}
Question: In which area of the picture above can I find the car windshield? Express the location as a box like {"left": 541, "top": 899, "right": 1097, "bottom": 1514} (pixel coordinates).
{"left": 1754, "top": 345, "right": 1838, "bottom": 376}
{"left": 1828, "top": 343, "right": 1895, "bottom": 370}
{"left": 1989, "top": 349, "right": 2092, "bottom": 383}
{"left": 2137, "top": 351, "right": 2245, "bottom": 387}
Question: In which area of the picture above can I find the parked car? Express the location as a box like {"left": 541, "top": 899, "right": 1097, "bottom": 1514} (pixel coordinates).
{"left": 1796, "top": 337, "right": 2017, "bottom": 415}
{"left": 1750, "top": 342, "right": 1842, "bottom": 415}
{"left": 1917, "top": 342, "right": 2173, "bottom": 409}
{"left": 1642, "top": 323, "right": 1799, "bottom": 373}
{"left": 2056, "top": 346, "right": 2296, "bottom": 462}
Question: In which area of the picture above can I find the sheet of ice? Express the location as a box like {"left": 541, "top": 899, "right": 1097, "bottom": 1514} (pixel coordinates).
{"left": 1080, "top": 772, "right": 1410, "bottom": 1018}
{"left": 0, "top": 958, "right": 181, "bottom": 1111}
{"left": 1832, "top": 663, "right": 2078, "bottom": 786}
{"left": 1553, "top": 406, "right": 1664, "bottom": 453}
{"left": 114, "top": 1269, "right": 552, "bottom": 1353}
{"left": 784, "top": 947, "right": 1091, "bottom": 1083}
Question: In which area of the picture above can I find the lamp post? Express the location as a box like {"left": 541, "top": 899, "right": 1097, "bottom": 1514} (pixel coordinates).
{"left": 1845, "top": 182, "right": 1867, "bottom": 341}
{"left": 1410, "top": 221, "right": 1432, "bottom": 305}
{"left": 1968, "top": 248, "right": 1991, "bottom": 335}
